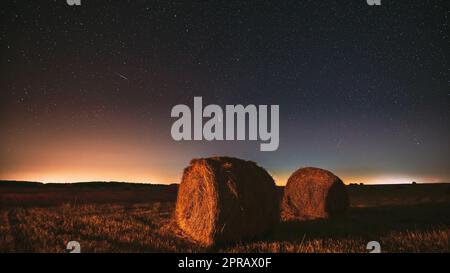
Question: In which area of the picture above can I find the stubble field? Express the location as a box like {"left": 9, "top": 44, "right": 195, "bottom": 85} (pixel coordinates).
{"left": 0, "top": 182, "right": 449, "bottom": 253}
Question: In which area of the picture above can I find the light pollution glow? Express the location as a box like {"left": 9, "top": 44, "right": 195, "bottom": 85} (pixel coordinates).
{"left": 0, "top": 121, "right": 448, "bottom": 185}
{"left": 1, "top": 166, "right": 445, "bottom": 186}
{"left": 1, "top": 114, "right": 448, "bottom": 185}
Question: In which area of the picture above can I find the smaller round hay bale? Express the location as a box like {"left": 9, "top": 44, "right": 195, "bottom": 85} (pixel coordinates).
{"left": 175, "top": 157, "right": 279, "bottom": 246}
{"left": 281, "top": 167, "right": 349, "bottom": 221}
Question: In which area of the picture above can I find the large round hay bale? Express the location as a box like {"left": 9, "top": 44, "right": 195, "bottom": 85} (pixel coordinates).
{"left": 281, "top": 167, "right": 349, "bottom": 221}
{"left": 175, "top": 157, "right": 279, "bottom": 246}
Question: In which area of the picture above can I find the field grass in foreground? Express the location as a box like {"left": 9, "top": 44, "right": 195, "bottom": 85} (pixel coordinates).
{"left": 0, "top": 201, "right": 448, "bottom": 253}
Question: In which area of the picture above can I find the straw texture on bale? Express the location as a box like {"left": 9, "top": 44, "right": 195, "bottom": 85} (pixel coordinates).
{"left": 175, "top": 157, "right": 279, "bottom": 246}
{"left": 281, "top": 167, "right": 349, "bottom": 221}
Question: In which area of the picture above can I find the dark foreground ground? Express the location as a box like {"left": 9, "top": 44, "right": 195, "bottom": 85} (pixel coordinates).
{"left": 0, "top": 181, "right": 449, "bottom": 253}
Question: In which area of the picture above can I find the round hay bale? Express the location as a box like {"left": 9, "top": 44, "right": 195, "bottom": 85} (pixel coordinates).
{"left": 281, "top": 167, "right": 349, "bottom": 221}
{"left": 175, "top": 156, "right": 279, "bottom": 246}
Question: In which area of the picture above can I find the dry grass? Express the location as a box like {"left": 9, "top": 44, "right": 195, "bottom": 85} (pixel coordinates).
{"left": 0, "top": 182, "right": 449, "bottom": 253}
{"left": 0, "top": 202, "right": 448, "bottom": 253}
{"left": 222, "top": 229, "right": 449, "bottom": 253}
{"left": 0, "top": 203, "right": 202, "bottom": 253}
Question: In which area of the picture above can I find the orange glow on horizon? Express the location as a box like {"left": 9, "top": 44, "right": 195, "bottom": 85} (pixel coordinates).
{"left": 2, "top": 169, "right": 446, "bottom": 186}
{"left": 1, "top": 124, "right": 447, "bottom": 186}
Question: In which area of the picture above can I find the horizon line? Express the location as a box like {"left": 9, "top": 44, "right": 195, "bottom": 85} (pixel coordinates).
{"left": 1, "top": 179, "right": 449, "bottom": 186}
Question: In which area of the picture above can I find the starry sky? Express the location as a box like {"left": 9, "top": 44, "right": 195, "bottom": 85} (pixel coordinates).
{"left": 1, "top": 0, "right": 449, "bottom": 185}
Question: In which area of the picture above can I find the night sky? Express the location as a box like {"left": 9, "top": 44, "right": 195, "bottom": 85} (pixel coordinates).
{"left": 1, "top": 0, "right": 449, "bottom": 184}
